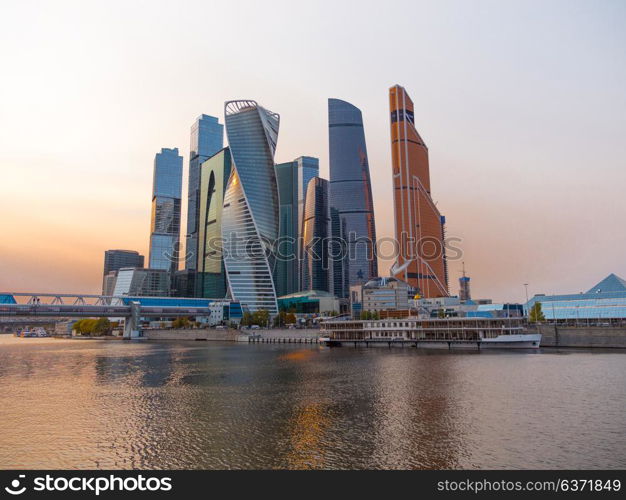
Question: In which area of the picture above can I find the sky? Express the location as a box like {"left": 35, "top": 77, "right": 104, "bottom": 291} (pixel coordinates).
{"left": 1, "top": 0, "right": 625, "bottom": 302}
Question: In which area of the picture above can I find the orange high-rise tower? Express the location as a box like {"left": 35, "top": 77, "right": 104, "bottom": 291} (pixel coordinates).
{"left": 389, "top": 85, "right": 448, "bottom": 297}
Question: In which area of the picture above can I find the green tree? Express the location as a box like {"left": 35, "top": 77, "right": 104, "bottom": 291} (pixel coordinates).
{"left": 172, "top": 317, "right": 191, "bottom": 329}
{"left": 437, "top": 309, "right": 445, "bottom": 319}
{"left": 94, "top": 317, "right": 111, "bottom": 335}
{"left": 253, "top": 309, "right": 270, "bottom": 327}
{"left": 529, "top": 302, "right": 545, "bottom": 323}
{"left": 73, "top": 318, "right": 100, "bottom": 335}
{"left": 285, "top": 312, "right": 297, "bottom": 325}
{"left": 241, "top": 312, "right": 253, "bottom": 327}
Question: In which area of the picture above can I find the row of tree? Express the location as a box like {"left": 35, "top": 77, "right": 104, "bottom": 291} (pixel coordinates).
{"left": 73, "top": 318, "right": 112, "bottom": 335}
{"left": 360, "top": 311, "right": 380, "bottom": 320}
{"left": 241, "top": 309, "right": 271, "bottom": 327}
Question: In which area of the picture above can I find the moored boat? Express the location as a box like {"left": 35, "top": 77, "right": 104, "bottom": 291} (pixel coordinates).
{"left": 319, "top": 317, "right": 541, "bottom": 350}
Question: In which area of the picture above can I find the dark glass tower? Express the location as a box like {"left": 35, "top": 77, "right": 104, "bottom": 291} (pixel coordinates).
{"left": 186, "top": 115, "right": 224, "bottom": 273}
{"left": 274, "top": 156, "right": 319, "bottom": 296}
{"left": 196, "top": 148, "right": 232, "bottom": 298}
{"left": 328, "top": 98, "right": 378, "bottom": 298}
{"left": 301, "top": 177, "right": 332, "bottom": 293}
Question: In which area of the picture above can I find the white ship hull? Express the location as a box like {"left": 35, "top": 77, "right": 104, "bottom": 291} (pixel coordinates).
{"left": 479, "top": 333, "right": 541, "bottom": 349}
{"left": 319, "top": 333, "right": 542, "bottom": 350}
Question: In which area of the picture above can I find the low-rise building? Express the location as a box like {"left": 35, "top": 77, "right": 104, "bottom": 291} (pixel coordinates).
{"left": 526, "top": 273, "right": 626, "bottom": 323}
{"left": 350, "top": 277, "right": 414, "bottom": 317}
{"left": 113, "top": 268, "right": 170, "bottom": 297}
{"left": 277, "top": 290, "right": 339, "bottom": 315}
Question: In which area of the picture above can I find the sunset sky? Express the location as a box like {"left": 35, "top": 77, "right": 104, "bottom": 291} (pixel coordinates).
{"left": 1, "top": 0, "right": 625, "bottom": 302}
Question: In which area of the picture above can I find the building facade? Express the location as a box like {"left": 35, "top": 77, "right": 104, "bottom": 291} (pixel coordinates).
{"left": 526, "top": 274, "right": 626, "bottom": 322}
{"left": 101, "top": 250, "right": 144, "bottom": 294}
{"left": 112, "top": 268, "right": 170, "bottom": 297}
{"left": 186, "top": 115, "right": 224, "bottom": 276}
{"left": 274, "top": 156, "right": 319, "bottom": 296}
{"left": 389, "top": 85, "right": 448, "bottom": 298}
{"left": 328, "top": 98, "right": 378, "bottom": 298}
{"left": 221, "top": 100, "right": 280, "bottom": 314}
{"left": 196, "top": 147, "right": 232, "bottom": 299}
{"left": 149, "top": 148, "right": 183, "bottom": 277}
{"left": 361, "top": 277, "right": 411, "bottom": 313}
{"left": 301, "top": 177, "right": 332, "bottom": 293}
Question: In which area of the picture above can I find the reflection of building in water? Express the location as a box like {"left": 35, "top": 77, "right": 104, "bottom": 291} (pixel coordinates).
{"left": 367, "top": 353, "right": 467, "bottom": 469}
{"left": 286, "top": 402, "right": 328, "bottom": 469}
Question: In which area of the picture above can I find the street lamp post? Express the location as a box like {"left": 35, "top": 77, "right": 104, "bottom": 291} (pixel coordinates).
{"left": 523, "top": 283, "right": 530, "bottom": 317}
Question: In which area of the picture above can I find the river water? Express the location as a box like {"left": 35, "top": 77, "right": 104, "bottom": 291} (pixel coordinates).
{"left": 0, "top": 336, "right": 624, "bottom": 469}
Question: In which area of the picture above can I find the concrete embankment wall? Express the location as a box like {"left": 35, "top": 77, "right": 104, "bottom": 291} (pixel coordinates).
{"left": 144, "top": 328, "right": 320, "bottom": 341}
{"left": 144, "top": 329, "right": 239, "bottom": 341}
{"left": 538, "top": 325, "right": 626, "bottom": 348}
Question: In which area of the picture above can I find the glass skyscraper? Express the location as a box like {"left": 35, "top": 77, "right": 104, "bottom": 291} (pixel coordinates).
{"left": 149, "top": 148, "right": 183, "bottom": 277}
{"left": 328, "top": 98, "right": 378, "bottom": 298}
{"left": 389, "top": 85, "right": 448, "bottom": 297}
{"left": 196, "top": 147, "right": 232, "bottom": 299}
{"left": 186, "top": 115, "right": 224, "bottom": 274}
{"left": 222, "top": 100, "right": 280, "bottom": 314}
{"left": 274, "top": 156, "right": 319, "bottom": 296}
{"left": 301, "top": 177, "right": 332, "bottom": 293}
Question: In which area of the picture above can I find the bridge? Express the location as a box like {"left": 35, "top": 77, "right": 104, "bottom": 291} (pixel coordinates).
{"left": 0, "top": 293, "right": 222, "bottom": 338}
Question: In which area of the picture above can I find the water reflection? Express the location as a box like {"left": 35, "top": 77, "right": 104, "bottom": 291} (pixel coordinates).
{"left": 0, "top": 337, "right": 624, "bottom": 469}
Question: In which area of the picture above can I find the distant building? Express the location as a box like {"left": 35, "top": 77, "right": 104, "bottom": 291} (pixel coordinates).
{"left": 274, "top": 156, "right": 319, "bottom": 296}
{"left": 103, "top": 271, "right": 118, "bottom": 296}
{"left": 278, "top": 290, "right": 340, "bottom": 315}
{"left": 171, "top": 270, "right": 193, "bottom": 297}
{"left": 459, "top": 264, "right": 471, "bottom": 302}
{"left": 526, "top": 273, "right": 626, "bottom": 321}
{"left": 112, "top": 268, "right": 169, "bottom": 297}
{"left": 222, "top": 100, "right": 280, "bottom": 314}
{"left": 329, "top": 98, "right": 377, "bottom": 298}
{"left": 301, "top": 177, "right": 332, "bottom": 294}
{"left": 196, "top": 148, "right": 232, "bottom": 299}
{"left": 466, "top": 303, "right": 524, "bottom": 319}
{"left": 102, "top": 250, "right": 144, "bottom": 294}
{"left": 389, "top": 84, "right": 448, "bottom": 297}
{"left": 360, "top": 277, "right": 412, "bottom": 314}
{"left": 149, "top": 148, "right": 183, "bottom": 277}
{"left": 186, "top": 114, "right": 224, "bottom": 278}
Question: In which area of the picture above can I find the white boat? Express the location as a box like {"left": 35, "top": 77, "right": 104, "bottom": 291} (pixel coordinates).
{"left": 18, "top": 327, "right": 49, "bottom": 338}
{"left": 319, "top": 317, "right": 541, "bottom": 350}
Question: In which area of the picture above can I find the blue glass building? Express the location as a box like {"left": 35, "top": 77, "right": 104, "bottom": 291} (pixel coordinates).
{"left": 186, "top": 115, "right": 224, "bottom": 273}
{"left": 526, "top": 274, "right": 626, "bottom": 321}
{"left": 149, "top": 148, "right": 183, "bottom": 277}
{"left": 328, "top": 98, "right": 378, "bottom": 298}
{"left": 274, "top": 156, "right": 319, "bottom": 296}
{"left": 222, "top": 100, "right": 280, "bottom": 314}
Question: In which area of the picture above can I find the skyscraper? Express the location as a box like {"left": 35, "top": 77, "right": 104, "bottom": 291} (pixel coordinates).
{"left": 274, "top": 156, "right": 319, "bottom": 296}
{"left": 301, "top": 177, "right": 332, "bottom": 293}
{"left": 196, "top": 147, "right": 232, "bottom": 299}
{"left": 328, "top": 98, "right": 377, "bottom": 298}
{"left": 221, "top": 100, "right": 280, "bottom": 314}
{"left": 389, "top": 85, "right": 448, "bottom": 297}
{"left": 186, "top": 115, "right": 224, "bottom": 274}
{"left": 101, "top": 250, "right": 144, "bottom": 294}
{"left": 149, "top": 147, "right": 183, "bottom": 277}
